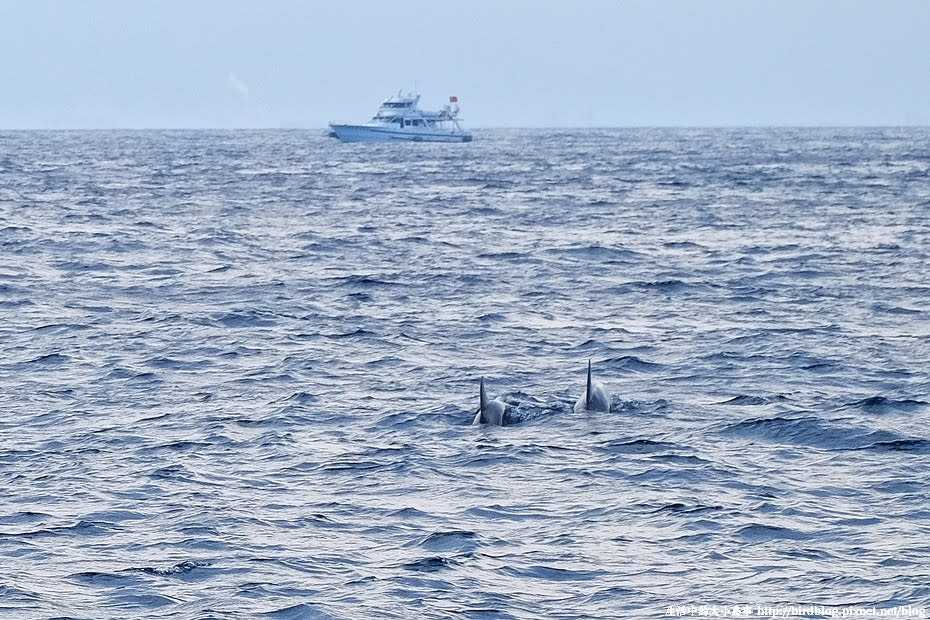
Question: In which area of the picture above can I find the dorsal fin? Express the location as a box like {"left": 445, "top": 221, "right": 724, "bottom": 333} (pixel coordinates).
{"left": 479, "top": 376, "right": 488, "bottom": 421}
{"left": 586, "top": 360, "right": 593, "bottom": 410}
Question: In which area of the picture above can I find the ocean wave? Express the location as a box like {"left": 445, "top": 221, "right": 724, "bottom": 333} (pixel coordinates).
{"left": 3, "top": 128, "right": 929, "bottom": 617}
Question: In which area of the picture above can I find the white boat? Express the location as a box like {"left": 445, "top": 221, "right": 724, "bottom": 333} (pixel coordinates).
{"left": 329, "top": 91, "right": 472, "bottom": 143}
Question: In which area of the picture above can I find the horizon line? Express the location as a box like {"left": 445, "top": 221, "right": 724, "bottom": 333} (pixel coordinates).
{"left": 2, "top": 124, "right": 929, "bottom": 131}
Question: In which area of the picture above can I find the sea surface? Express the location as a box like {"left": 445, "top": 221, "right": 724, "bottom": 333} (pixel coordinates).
{"left": 1, "top": 128, "right": 929, "bottom": 619}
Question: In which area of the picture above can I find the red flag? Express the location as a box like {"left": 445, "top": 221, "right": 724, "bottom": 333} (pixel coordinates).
{"left": 449, "top": 96, "right": 458, "bottom": 103}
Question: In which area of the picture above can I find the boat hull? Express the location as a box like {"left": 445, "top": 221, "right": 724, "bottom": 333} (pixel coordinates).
{"left": 329, "top": 124, "right": 472, "bottom": 143}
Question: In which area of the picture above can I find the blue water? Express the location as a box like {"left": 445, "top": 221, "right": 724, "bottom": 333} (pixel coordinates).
{"left": 1, "top": 128, "right": 929, "bottom": 619}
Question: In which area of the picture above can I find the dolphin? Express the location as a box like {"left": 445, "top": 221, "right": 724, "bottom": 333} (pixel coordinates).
{"left": 472, "top": 377, "right": 507, "bottom": 426}
{"left": 574, "top": 360, "right": 610, "bottom": 412}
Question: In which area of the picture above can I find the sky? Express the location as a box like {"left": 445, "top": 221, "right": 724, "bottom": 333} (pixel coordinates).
{"left": 1, "top": 0, "right": 928, "bottom": 128}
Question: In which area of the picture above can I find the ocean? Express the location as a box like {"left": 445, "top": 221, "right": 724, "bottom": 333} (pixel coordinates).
{"left": 1, "top": 128, "right": 928, "bottom": 619}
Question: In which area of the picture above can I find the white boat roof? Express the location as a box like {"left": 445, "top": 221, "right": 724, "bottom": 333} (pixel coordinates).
{"left": 370, "top": 91, "right": 462, "bottom": 122}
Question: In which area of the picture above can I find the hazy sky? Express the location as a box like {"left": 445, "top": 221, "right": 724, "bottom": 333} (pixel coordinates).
{"left": 2, "top": 0, "right": 928, "bottom": 128}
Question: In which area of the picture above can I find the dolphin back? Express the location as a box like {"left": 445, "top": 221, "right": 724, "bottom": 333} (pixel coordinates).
{"left": 575, "top": 360, "right": 610, "bottom": 412}
{"left": 474, "top": 377, "right": 506, "bottom": 425}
